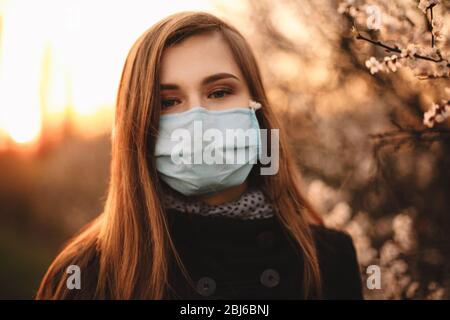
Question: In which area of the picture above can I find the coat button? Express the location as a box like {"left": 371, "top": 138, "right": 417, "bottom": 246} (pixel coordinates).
{"left": 196, "top": 277, "right": 216, "bottom": 297}
{"left": 256, "top": 231, "right": 276, "bottom": 249}
{"left": 260, "top": 268, "right": 280, "bottom": 288}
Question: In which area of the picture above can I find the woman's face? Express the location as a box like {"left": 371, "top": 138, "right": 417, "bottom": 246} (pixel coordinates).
{"left": 159, "top": 32, "right": 251, "bottom": 114}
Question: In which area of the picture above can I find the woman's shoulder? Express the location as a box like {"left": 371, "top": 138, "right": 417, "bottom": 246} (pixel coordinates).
{"left": 309, "top": 224, "right": 364, "bottom": 299}
{"left": 309, "top": 224, "right": 359, "bottom": 267}
{"left": 310, "top": 224, "right": 356, "bottom": 254}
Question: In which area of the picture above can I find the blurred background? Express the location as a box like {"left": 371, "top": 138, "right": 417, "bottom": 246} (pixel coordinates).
{"left": 0, "top": 0, "right": 449, "bottom": 299}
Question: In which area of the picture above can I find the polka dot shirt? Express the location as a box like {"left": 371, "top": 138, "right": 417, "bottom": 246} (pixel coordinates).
{"left": 162, "top": 187, "right": 274, "bottom": 220}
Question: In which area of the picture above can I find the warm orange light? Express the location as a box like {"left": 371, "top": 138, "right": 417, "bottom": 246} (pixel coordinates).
{"left": 0, "top": 0, "right": 214, "bottom": 147}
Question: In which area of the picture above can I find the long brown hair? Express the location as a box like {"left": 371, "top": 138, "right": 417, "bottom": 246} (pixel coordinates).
{"left": 36, "top": 11, "right": 324, "bottom": 300}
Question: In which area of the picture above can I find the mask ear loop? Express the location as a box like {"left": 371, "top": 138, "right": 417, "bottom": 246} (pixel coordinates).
{"left": 248, "top": 99, "right": 262, "bottom": 162}
{"left": 249, "top": 99, "right": 262, "bottom": 111}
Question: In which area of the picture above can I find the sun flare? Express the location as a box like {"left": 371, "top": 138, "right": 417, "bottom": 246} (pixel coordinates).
{"left": 0, "top": 0, "right": 213, "bottom": 146}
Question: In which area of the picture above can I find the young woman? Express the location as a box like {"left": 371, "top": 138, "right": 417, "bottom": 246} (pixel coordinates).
{"left": 36, "top": 11, "right": 363, "bottom": 300}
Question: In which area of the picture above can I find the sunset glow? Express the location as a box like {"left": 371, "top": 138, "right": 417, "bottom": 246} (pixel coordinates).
{"left": 0, "top": 0, "right": 213, "bottom": 146}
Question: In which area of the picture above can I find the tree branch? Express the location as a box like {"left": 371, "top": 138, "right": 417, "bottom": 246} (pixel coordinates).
{"left": 354, "top": 31, "right": 447, "bottom": 65}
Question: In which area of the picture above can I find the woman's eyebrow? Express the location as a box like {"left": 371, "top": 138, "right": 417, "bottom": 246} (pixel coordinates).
{"left": 201, "top": 72, "right": 240, "bottom": 85}
{"left": 160, "top": 72, "right": 240, "bottom": 91}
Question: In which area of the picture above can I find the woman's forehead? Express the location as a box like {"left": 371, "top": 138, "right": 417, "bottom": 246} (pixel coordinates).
{"left": 160, "top": 32, "right": 244, "bottom": 86}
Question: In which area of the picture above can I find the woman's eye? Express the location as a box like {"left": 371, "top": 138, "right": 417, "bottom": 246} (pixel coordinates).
{"left": 208, "top": 89, "right": 232, "bottom": 99}
{"left": 161, "top": 99, "right": 179, "bottom": 108}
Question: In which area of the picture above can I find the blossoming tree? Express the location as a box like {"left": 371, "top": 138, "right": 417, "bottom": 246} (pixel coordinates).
{"left": 339, "top": 0, "right": 449, "bottom": 128}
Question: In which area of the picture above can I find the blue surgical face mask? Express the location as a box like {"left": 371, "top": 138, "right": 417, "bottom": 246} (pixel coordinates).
{"left": 154, "top": 99, "right": 262, "bottom": 196}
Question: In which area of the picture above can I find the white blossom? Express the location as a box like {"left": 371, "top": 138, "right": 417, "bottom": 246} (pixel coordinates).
{"left": 380, "top": 241, "right": 401, "bottom": 265}
{"left": 324, "top": 201, "right": 351, "bottom": 228}
{"left": 393, "top": 213, "right": 416, "bottom": 251}
{"left": 432, "top": 18, "right": 445, "bottom": 42}
{"left": 365, "top": 5, "right": 382, "bottom": 30}
{"left": 384, "top": 55, "right": 402, "bottom": 73}
{"left": 365, "top": 56, "right": 382, "bottom": 74}
{"left": 249, "top": 99, "right": 262, "bottom": 110}
{"left": 400, "top": 44, "right": 418, "bottom": 59}
{"left": 406, "top": 282, "right": 420, "bottom": 298}
{"left": 391, "top": 259, "right": 409, "bottom": 275}
{"left": 423, "top": 102, "right": 450, "bottom": 127}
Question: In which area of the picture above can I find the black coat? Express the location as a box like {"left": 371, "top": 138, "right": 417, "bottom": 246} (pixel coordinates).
{"left": 40, "top": 208, "right": 363, "bottom": 300}
{"left": 165, "top": 208, "right": 364, "bottom": 300}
